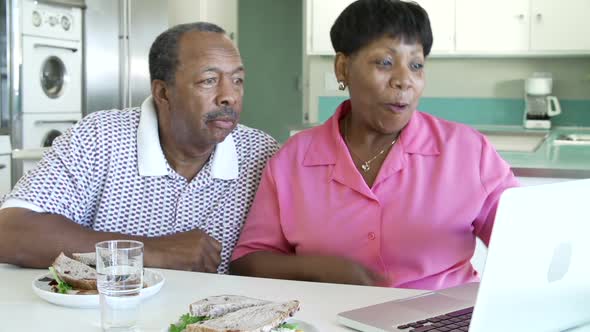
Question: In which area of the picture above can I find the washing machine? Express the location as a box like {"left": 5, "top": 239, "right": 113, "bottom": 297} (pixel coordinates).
{"left": 21, "top": 0, "right": 82, "bottom": 114}
{"left": 18, "top": 112, "right": 82, "bottom": 174}
{"left": 14, "top": 0, "right": 84, "bottom": 178}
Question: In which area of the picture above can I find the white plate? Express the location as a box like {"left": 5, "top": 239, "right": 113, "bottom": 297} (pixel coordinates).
{"left": 32, "top": 269, "right": 165, "bottom": 309}
{"left": 165, "top": 318, "right": 319, "bottom": 332}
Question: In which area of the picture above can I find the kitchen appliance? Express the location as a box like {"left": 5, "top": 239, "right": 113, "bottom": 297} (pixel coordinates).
{"left": 84, "top": 0, "right": 168, "bottom": 113}
{"left": 1, "top": 1, "right": 12, "bottom": 188}
{"left": 14, "top": 0, "right": 85, "bottom": 177}
{"left": 523, "top": 72, "right": 561, "bottom": 129}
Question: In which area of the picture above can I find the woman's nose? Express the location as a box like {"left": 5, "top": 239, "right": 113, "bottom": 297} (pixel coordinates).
{"left": 389, "top": 65, "right": 412, "bottom": 90}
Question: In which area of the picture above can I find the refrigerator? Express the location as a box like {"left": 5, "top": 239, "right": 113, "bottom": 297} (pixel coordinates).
{"left": 84, "top": 0, "right": 168, "bottom": 113}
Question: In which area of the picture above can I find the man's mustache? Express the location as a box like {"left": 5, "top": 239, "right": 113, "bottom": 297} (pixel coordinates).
{"left": 205, "top": 107, "right": 238, "bottom": 122}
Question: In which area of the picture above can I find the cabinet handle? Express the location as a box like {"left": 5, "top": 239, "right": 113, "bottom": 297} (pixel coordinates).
{"left": 536, "top": 13, "right": 542, "bottom": 21}
{"left": 0, "top": 164, "right": 5, "bottom": 170}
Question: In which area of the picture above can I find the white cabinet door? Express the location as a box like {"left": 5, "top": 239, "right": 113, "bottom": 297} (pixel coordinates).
{"left": 308, "top": 0, "right": 354, "bottom": 54}
{"left": 455, "top": 0, "right": 529, "bottom": 53}
{"left": 530, "top": 0, "right": 590, "bottom": 52}
{"left": 413, "top": 0, "right": 455, "bottom": 54}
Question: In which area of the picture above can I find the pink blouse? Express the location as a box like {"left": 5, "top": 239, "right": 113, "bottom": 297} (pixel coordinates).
{"left": 232, "top": 100, "right": 519, "bottom": 290}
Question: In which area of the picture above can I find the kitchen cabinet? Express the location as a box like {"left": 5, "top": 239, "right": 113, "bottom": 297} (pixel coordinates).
{"left": 456, "top": 0, "right": 590, "bottom": 54}
{"left": 307, "top": 0, "right": 590, "bottom": 56}
{"left": 455, "top": 0, "right": 529, "bottom": 53}
{"left": 412, "top": 0, "right": 455, "bottom": 54}
{"left": 307, "top": 0, "right": 454, "bottom": 55}
{"left": 530, "top": 0, "right": 590, "bottom": 51}
{"left": 306, "top": 0, "right": 354, "bottom": 55}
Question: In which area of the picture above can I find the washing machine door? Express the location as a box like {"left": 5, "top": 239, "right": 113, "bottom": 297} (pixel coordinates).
{"left": 41, "top": 56, "right": 67, "bottom": 99}
{"left": 22, "top": 36, "right": 82, "bottom": 113}
{"left": 21, "top": 113, "right": 82, "bottom": 149}
{"left": 42, "top": 129, "right": 63, "bottom": 147}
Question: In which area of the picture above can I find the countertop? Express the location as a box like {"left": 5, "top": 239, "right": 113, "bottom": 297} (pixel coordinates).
{"left": 474, "top": 125, "right": 590, "bottom": 179}
{"left": 3, "top": 263, "right": 590, "bottom": 331}
{"left": 289, "top": 123, "right": 590, "bottom": 179}
{"left": 0, "top": 263, "right": 424, "bottom": 331}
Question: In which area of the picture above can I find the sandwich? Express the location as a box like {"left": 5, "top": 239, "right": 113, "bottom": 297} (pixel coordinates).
{"left": 47, "top": 252, "right": 98, "bottom": 295}
{"left": 169, "top": 295, "right": 304, "bottom": 332}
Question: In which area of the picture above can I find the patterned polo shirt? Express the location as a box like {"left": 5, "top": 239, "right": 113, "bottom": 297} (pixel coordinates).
{"left": 1, "top": 97, "right": 279, "bottom": 273}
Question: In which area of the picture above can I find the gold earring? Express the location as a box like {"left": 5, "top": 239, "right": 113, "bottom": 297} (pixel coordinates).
{"left": 338, "top": 81, "right": 346, "bottom": 91}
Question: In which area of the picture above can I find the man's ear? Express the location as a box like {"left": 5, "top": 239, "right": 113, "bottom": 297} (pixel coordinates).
{"left": 334, "top": 52, "right": 349, "bottom": 87}
{"left": 151, "top": 79, "right": 170, "bottom": 112}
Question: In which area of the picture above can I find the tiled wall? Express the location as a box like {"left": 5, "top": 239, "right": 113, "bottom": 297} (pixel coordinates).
{"left": 318, "top": 96, "right": 590, "bottom": 126}
{"left": 308, "top": 56, "right": 590, "bottom": 127}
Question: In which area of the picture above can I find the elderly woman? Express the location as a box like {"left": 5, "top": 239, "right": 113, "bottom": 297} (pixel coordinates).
{"left": 230, "top": 0, "right": 519, "bottom": 290}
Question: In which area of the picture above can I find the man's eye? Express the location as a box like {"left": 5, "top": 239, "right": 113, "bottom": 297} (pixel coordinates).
{"left": 202, "top": 77, "right": 217, "bottom": 85}
{"left": 233, "top": 77, "right": 244, "bottom": 85}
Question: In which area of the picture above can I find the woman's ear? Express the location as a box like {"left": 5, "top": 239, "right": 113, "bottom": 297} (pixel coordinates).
{"left": 334, "top": 52, "right": 349, "bottom": 88}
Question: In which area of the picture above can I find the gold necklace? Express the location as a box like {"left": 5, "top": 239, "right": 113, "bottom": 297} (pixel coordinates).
{"left": 343, "top": 116, "right": 397, "bottom": 173}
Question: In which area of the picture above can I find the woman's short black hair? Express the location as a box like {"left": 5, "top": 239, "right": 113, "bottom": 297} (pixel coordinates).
{"left": 330, "top": 0, "right": 433, "bottom": 57}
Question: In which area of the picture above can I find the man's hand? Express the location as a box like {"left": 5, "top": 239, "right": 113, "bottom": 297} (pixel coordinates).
{"left": 306, "top": 255, "right": 388, "bottom": 286}
{"left": 144, "top": 229, "right": 222, "bottom": 272}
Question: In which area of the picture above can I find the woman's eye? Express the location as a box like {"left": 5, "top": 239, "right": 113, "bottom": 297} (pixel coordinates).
{"left": 377, "top": 59, "right": 393, "bottom": 67}
{"left": 410, "top": 62, "right": 424, "bottom": 71}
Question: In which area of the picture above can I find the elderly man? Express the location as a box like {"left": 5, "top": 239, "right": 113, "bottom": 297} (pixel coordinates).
{"left": 0, "top": 22, "right": 279, "bottom": 274}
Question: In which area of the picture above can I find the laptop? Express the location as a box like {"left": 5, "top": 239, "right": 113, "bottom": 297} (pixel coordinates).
{"left": 337, "top": 179, "right": 590, "bottom": 332}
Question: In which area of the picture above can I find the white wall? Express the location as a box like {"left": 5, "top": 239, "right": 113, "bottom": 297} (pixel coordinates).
{"left": 168, "top": 0, "right": 238, "bottom": 42}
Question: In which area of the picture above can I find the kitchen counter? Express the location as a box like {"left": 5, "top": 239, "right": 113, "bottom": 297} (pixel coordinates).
{"left": 288, "top": 123, "right": 590, "bottom": 179}
{"left": 474, "top": 125, "right": 590, "bottom": 179}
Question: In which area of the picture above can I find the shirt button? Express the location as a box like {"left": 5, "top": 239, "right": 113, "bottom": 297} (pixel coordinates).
{"left": 368, "top": 232, "right": 376, "bottom": 240}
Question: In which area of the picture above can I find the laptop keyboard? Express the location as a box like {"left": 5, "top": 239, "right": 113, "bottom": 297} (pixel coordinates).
{"left": 396, "top": 306, "right": 474, "bottom": 332}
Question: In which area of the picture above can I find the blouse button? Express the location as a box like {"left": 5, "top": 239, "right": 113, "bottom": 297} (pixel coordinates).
{"left": 368, "top": 232, "right": 376, "bottom": 240}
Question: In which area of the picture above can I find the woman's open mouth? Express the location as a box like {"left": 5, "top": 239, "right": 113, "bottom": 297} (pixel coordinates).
{"left": 386, "top": 103, "right": 409, "bottom": 113}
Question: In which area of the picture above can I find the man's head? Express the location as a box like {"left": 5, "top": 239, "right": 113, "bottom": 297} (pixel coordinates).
{"left": 150, "top": 22, "right": 244, "bottom": 150}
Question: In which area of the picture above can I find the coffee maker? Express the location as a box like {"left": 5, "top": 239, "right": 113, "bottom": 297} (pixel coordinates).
{"left": 524, "top": 72, "right": 561, "bottom": 129}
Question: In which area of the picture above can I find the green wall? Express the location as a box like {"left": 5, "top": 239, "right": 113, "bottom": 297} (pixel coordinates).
{"left": 238, "top": 0, "right": 303, "bottom": 142}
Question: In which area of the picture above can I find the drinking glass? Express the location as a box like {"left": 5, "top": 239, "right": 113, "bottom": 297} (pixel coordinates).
{"left": 96, "top": 240, "right": 144, "bottom": 332}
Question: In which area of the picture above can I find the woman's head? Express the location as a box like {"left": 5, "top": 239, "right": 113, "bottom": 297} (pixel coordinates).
{"left": 330, "top": 0, "right": 432, "bottom": 58}
{"left": 331, "top": 0, "right": 432, "bottom": 136}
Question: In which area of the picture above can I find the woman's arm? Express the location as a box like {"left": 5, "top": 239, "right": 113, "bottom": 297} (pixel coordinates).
{"left": 230, "top": 251, "right": 387, "bottom": 286}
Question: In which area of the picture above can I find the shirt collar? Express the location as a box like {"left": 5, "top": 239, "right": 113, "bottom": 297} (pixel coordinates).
{"left": 136, "top": 96, "right": 239, "bottom": 180}
{"left": 303, "top": 99, "right": 439, "bottom": 167}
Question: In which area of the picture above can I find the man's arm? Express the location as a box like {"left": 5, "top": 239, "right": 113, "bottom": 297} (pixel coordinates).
{"left": 0, "top": 208, "right": 222, "bottom": 271}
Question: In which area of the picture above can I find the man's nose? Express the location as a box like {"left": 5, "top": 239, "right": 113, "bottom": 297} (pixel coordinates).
{"left": 216, "top": 77, "right": 239, "bottom": 107}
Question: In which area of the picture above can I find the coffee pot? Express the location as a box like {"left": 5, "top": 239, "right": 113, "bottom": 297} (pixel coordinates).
{"left": 524, "top": 73, "right": 561, "bottom": 129}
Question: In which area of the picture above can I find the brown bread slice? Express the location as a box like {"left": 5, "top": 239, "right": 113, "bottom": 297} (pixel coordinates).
{"left": 190, "top": 295, "right": 271, "bottom": 318}
{"left": 187, "top": 300, "right": 300, "bottom": 332}
{"left": 51, "top": 252, "right": 97, "bottom": 290}
{"left": 72, "top": 252, "right": 97, "bottom": 267}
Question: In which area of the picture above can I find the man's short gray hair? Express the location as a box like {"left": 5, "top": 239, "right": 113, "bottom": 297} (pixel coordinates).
{"left": 149, "top": 22, "right": 226, "bottom": 85}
